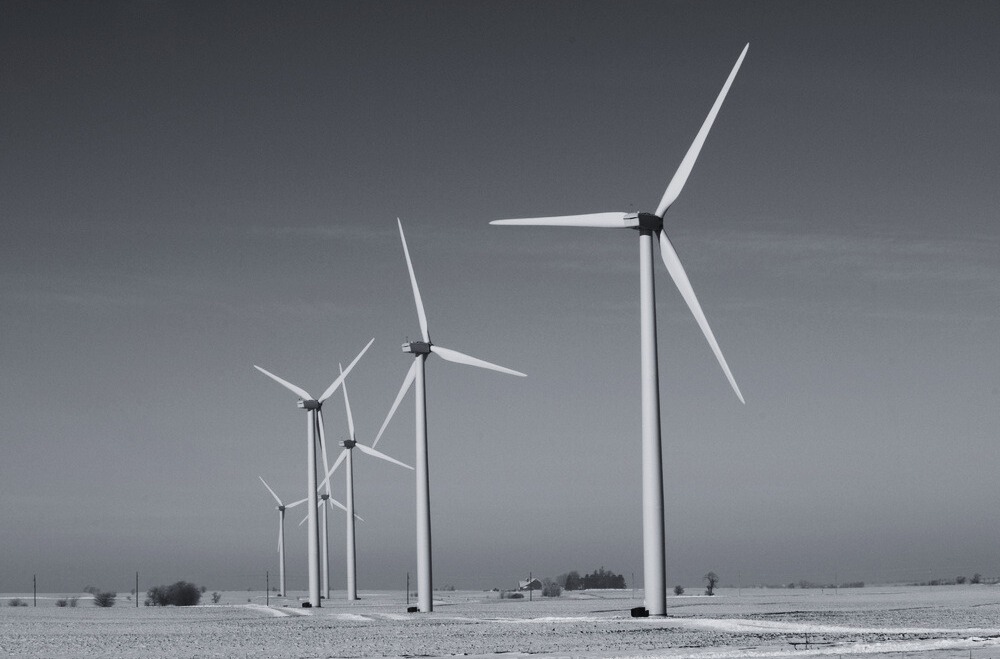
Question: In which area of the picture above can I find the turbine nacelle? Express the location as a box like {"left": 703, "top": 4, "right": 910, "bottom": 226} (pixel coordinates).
{"left": 341, "top": 439, "right": 357, "bottom": 449}
{"left": 628, "top": 212, "right": 664, "bottom": 232}
{"left": 403, "top": 341, "right": 432, "bottom": 355}
{"left": 297, "top": 399, "right": 321, "bottom": 410}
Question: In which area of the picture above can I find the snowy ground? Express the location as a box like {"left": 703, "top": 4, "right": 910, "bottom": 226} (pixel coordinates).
{"left": 2, "top": 585, "right": 999, "bottom": 658}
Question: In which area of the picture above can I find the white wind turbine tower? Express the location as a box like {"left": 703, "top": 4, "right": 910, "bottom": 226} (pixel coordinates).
{"left": 258, "top": 476, "right": 307, "bottom": 598}
{"left": 317, "top": 362, "right": 413, "bottom": 601}
{"left": 373, "top": 218, "right": 526, "bottom": 612}
{"left": 491, "top": 44, "right": 749, "bottom": 617}
{"left": 253, "top": 337, "right": 374, "bottom": 607}
{"left": 297, "top": 475, "right": 356, "bottom": 600}
{"left": 316, "top": 414, "right": 343, "bottom": 601}
{"left": 310, "top": 415, "right": 369, "bottom": 601}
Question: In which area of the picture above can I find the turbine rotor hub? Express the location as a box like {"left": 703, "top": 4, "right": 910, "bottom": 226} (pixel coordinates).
{"left": 297, "top": 399, "right": 321, "bottom": 410}
{"left": 320, "top": 493, "right": 329, "bottom": 501}
{"left": 341, "top": 439, "right": 357, "bottom": 449}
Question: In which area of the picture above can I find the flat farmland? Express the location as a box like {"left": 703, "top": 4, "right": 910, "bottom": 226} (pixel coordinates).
{"left": 2, "top": 586, "right": 999, "bottom": 658}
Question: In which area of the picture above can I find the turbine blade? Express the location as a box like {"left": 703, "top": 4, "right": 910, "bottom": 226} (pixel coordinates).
{"left": 397, "top": 218, "right": 430, "bottom": 343}
{"left": 372, "top": 359, "right": 418, "bottom": 448}
{"left": 299, "top": 498, "right": 325, "bottom": 526}
{"left": 327, "top": 496, "right": 349, "bottom": 514}
{"left": 339, "top": 363, "right": 356, "bottom": 440}
{"left": 491, "top": 212, "right": 629, "bottom": 228}
{"left": 318, "top": 449, "right": 349, "bottom": 492}
{"left": 330, "top": 498, "right": 365, "bottom": 523}
{"left": 655, "top": 43, "right": 749, "bottom": 218}
{"left": 285, "top": 497, "right": 308, "bottom": 509}
{"left": 356, "top": 442, "right": 414, "bottom": 470}
{"left": 658, "top": 229, "right": 745, "bottom": 404}
{"left": 253, "top": 365, "right": 313, "bottom": 401}
{"left": 318, "top": 337, "right": 375, "bottom": 403}
{"left": 259, "top": 476, "right": 283, "bottom": 507}
{"left": 430, "top": 345, "right": 526, "bottom": 378}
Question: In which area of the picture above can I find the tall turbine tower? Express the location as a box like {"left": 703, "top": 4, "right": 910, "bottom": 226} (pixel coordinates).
{"left": 314, "top": 421, "right": 367, "bottom": 600}
{"left": 258, "top": 477, "right": 307, "bottom": 598}
{"left": 317, "top": 362, "right": 412, "bottom": 600}
{"left": 317, "top": 419, "right": 335, "bottom": 600}
{"left": 373, "top": 218, "right": 526, "bottom": 612}
{"left": 490, "top": 44, "right": 749, "bottom": 616}
{"left": 253, "top": 338, "right": 374, "bottom": 607}
{"left": 298, "top": 483, "right": 354, "bottom": 600}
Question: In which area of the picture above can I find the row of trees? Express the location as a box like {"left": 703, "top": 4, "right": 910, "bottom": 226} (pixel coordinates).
{"left": 557, "top": 567, "right": 627, "bottom": 591}
{"left": 917, "top": 573, "right": 984, "bottom": 586}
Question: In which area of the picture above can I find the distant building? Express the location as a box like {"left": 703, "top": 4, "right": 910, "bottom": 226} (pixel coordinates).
{"left": 518, "top": 577, "right": 542, "bottom": 591}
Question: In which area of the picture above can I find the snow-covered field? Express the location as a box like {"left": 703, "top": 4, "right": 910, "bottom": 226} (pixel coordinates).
{"left": 2, "top": 585, "right": 999, "bottom": 658}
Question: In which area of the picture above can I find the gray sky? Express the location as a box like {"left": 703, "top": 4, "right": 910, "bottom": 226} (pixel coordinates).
{"left": 2, "top": 1, "right": 998, "bottom": 593}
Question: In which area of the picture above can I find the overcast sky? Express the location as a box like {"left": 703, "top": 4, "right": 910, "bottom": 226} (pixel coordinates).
{"left": 2, "top": 1, "right": 998, "bottom": 594}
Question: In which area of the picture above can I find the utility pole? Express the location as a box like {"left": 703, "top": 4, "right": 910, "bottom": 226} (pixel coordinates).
{"left": 33, "top": 574, "right": 36, "bottom": 607}
{"left": 406, "top": 573, "right": 410, "bottom": 608}
{"left": 135, "top": 572, "right": 139, "bottom": 607}
{"left": 266, "top": 571, "right": 270, "bottom": 606}
{"left": 529, "top": 572, "right": 533, "bottom": 601}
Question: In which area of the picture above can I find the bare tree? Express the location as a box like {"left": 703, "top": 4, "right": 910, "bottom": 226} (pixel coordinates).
{"left": 704, "top": 571, "right": 719, "bottom": 596}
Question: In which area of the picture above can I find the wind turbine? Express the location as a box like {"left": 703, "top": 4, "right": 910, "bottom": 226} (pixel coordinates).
{"left": 317, "top": 362, "right": 413, "bottom": 601}
{"left": 490, "top": 44, "right": 749, "bottom": 617}
{"left": 253, "top": 337, "right": 374, "bottom": 607}
{"left": 372, "top": 218, "right": 526, "bottom": 612}
{"left": 258, "top": 476, "right": 307, "bottom": 598}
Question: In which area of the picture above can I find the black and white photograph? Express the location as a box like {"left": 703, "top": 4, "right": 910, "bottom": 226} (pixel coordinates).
{"left": 2, "top": 1, "right": 999, "bottom": 657}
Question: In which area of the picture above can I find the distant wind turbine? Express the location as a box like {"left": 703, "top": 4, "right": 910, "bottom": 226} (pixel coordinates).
{"left": 317, "top": 362, "right": 412, "bottom": 601}
{"left": 253, "top": 337, "right": 374, "bottom": 607}
{"left": 258, "top": 476, "right": 307, "bottom": 598}
{"left": 490, "top": 44, "right": 749, "bottom": 616}
{"left": 373, "top": 218, "right": 526, "bottom": 612}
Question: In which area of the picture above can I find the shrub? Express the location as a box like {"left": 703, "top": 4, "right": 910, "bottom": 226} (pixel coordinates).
{"left": 8, "top": 598, "right": 27, "bottom": 607}
{"left": 68, "top": 597, "right": 78, "bottom": 607}
{"left": 93, "top": 592, "right": 116, "bottom": 607}
{"left": 55, "top": 599, "right": 68, "bottom": 607}
{"left": 145, "top": 581, "right": 202, "bottom": 606}
{"left": 674, "top": 585, "right": 685, "bottom": 596}
{"left": 972, "top": 573, "right": 982, "bottom": 584}
{"left": 211, "top": 592, "right": 222, "bottom": 604}
{"left": 541, "top": 579, "right": 562, "bottom": 597}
